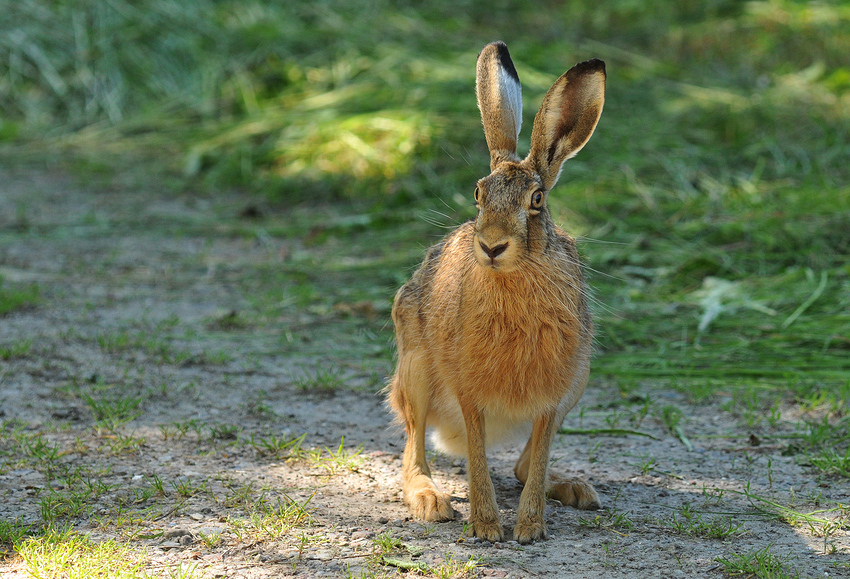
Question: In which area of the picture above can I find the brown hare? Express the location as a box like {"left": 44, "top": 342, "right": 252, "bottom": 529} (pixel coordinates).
{"left": 387, "top": 41, "right": 605, "bottom": 544}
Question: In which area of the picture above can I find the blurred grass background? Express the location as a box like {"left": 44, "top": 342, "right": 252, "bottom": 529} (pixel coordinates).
{"left": 1, "top": 0, "right": 848, "bottom": 397}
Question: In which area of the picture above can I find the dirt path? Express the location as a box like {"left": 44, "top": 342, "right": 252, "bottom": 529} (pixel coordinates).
{"left": 0, "top": 168, "right": 847, "bottom": 578}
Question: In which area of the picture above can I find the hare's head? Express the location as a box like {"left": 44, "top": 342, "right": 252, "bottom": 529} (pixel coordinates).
{"left": 471, "top": 42, "right": 605, "bottom": 272}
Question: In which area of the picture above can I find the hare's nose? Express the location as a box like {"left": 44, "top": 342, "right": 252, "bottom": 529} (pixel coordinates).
{"left": 479, "top": 240, "right": 508, "bottom": 260}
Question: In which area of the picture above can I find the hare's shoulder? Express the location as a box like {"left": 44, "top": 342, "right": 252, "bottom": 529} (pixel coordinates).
{"left": 552, "top": 225, "right": 577, "bottom": 249}
{"left": 550, "top": 225, "right": 583, "bottom": 265}
{"left": 393, "top": 222, "right": 474, "bottom": 314}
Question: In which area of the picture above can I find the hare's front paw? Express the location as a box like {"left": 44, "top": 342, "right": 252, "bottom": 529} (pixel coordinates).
{"left": 513, "top": 519, "right": 548, "bottom": 544}
{"left": 549, "top": 478, "right": 601, "bottom": 510}
{"left": 466, "top": 519, "right": 504, "bottom": 542}
{"left": 407, "top": 487, "right": 454, "bottom": 522}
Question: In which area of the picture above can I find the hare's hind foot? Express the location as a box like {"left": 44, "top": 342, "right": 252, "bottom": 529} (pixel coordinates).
{"left": 548, "top": 477, "right": 601, "bottom": 510}
{"left": 404, "top": 476, "right": 454, "bottom": 522}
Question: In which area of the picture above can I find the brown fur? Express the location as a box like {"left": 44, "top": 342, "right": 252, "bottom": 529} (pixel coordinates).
{"left": 388, "top": 42, "right": 606, "bottom": 544}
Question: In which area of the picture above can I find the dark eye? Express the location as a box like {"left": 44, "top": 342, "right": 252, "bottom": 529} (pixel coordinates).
{"left": 474, "top": 187, "right": 480, "bottom": 203}
{"left": 531, "top": 190, "right": 544, "bottom": 209}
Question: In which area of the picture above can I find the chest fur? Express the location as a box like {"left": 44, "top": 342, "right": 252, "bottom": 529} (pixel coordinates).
{"left": 426, "top": 259, "right": 585, "bottom": 417}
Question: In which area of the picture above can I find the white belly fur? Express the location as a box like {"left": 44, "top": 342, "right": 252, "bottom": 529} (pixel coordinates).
{"left": 425, "top": 399, "right": 536, "bottom": 457}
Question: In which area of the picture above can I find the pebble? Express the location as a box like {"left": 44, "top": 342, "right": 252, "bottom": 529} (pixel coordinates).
{"left": 189, "top": 513, "right": 204, "bottom": 521}
{"left": 310, "top": 550, "right": 334, "bottom": 561}
{"left": 160, "top": 541, "right": 182, "bottom": 550}
{"left": 351, "top": 530, "right": 374, "bottom": 540}
{"left": 391, "top": 519, "right": 404, "bottom": 527}
{"left": 377, "top": 516, "right": 389, "bottom": 524}
{"left": 164, "top": 529, "right": 191, "bottom": 539}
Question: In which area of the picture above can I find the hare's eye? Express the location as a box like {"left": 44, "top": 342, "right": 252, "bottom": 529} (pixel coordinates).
{"left": 473, "top": 187, "right": 480, "bottom": 203}
{"left": 531, "top": 190, "right": 544, "bottom": 209}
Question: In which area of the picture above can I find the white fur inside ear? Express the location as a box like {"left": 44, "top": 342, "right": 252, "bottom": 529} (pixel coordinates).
{"left": 498, "top": 66, "right": 522, "bottom": 140}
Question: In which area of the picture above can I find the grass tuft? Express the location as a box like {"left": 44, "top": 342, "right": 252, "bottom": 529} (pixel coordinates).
{"left": 0, "top": 278, "right": 39, "bottom": 315}
{"left": 715, "top": 544, "right": 800, "bottom": 579}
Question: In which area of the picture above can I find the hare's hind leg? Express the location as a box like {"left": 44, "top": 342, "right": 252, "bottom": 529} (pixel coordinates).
{"left": 389, "top": 353, "right": 453, "bottom": 522}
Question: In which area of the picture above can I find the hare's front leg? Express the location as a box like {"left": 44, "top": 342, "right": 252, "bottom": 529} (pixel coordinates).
{"left": 513, "top": 412, "right": 601, "bottom": 542}
{"left": 393, "top": 355, "right": 453, "bottom": 522}
{"left": 460, "top": 401, "right": 504, "bottom": 542}
{"left": 512, "top": 410, "right": 559, "bottom": 543}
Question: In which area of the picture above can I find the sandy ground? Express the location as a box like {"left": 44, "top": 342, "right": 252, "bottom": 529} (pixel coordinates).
{"left": 0, "top": 168, "right": 847, "bottom": 578}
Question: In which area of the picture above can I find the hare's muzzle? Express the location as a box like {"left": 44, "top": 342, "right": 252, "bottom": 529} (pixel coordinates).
{"left": 479, "top": 240, "right": 508, "bottom": 260}
{"left": 473, "top": 231, "right": 517, "bottom": 269}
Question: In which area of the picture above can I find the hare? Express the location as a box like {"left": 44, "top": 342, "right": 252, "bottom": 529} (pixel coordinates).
{"left": 387, "top": 41, "right": 605, "bottom": 544}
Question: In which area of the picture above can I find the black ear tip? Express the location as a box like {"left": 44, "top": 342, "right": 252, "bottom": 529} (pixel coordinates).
{"left": 479, "top": 41, "right": 520, "bottom": 83}
{"left": 572, "top": 58, "right": 606, "bottom": 76}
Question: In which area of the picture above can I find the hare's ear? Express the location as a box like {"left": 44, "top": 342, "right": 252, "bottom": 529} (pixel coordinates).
{"left": 526, "top": 59, "right": 605, "bottom": 191}
{"left": 476, "top": 42, "right": 522, "bottom": 170}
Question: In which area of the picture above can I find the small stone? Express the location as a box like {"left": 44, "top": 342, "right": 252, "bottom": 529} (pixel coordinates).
{"left": 311, "top": 550, "right": 334, "bottom": 561}
{"left": 451, "top": 467, "right": 465, "bottom": 475}
{"left": 352, "top": 530, "right": 374, "bottom": 540}
{"left": 391, "top": 519, "right": 404, "bottom": 527}
{"left": 189, "top": 513, "right": 203, "bottom": 521}
{"left": 161, "top": 541, "right": 182, "bottom": 550}
{"left": 165, "top": 529, "right": 191, "bottom": 539}
{"left": 179, "top": 535, "right": 194, "bottom": 546}
{"left": 377, "top": 516, "right": 389, "bottom": 524}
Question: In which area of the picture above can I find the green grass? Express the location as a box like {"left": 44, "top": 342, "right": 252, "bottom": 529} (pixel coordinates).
{"left": 0, "top": 278, "right": 39, "bottom": 315}
{"left": 293, "top": 365, "right": 347, "bottom": 393}
{"left": 716, "top": 545, "right": 800, "bottom": 579}
{"left": 16, "top": 528, "right": 142, "bottom": 578}
{"left": 0, "top": 339, "right": 32, "bottom": 360}
{"left": 0, "top": 519, "right": 36, "bottom": 558}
